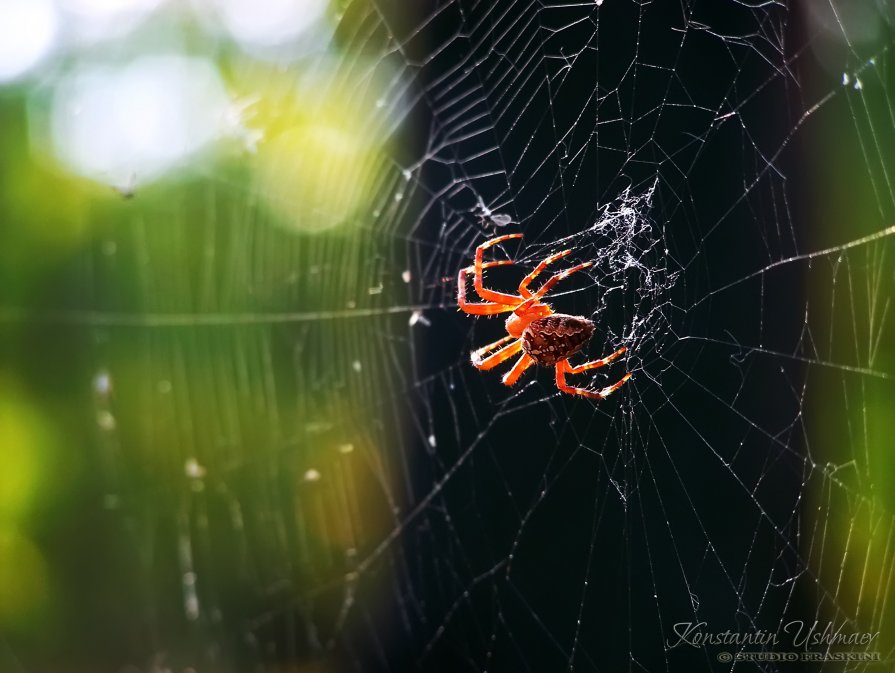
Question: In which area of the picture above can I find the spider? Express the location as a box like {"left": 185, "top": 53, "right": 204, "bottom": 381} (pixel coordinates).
{"left": 457, "top": 234, "right": 631, "bottom": 400}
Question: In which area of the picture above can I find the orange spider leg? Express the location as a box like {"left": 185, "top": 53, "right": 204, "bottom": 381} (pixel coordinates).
{"left": 511, "top": 261, "right": 594, "bottom": 316}
{"left": 459, "top": 260, "right": 514, "bottom": 295}
{"left": 555, "top": 359, "right": 632, "bottom": 400}
{"left": 458, "top": 262, "right": 519, "bottom": 314}
{"left": 471, "top": 260, "right": 515, "bottom": 271}
{"left": 471, "top": 337, "right": 523, "bottom": 370}
{"left": 477, "top": 233, "right": 524, "bottom": 251}
{"left": 501, "top": 354, "right": 535, "bottom": 386}
{"left": 472, "top": 234, "right": 525, "bottom": 304}
{"left": 565, "top": 346, "right": 627, "bottom": 373}
{"left": 517, "top": 249, "right": 573, "bottom": 298}
{"left": 457, "top": 300, "right": 515, "bottom": 315}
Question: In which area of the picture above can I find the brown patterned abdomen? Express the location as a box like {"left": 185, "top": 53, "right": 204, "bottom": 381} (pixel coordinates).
{"left": 521, "top": 314, "right": 595, "bottom": 366}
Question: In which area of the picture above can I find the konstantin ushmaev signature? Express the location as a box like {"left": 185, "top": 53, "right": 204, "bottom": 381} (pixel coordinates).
{"left": 666, "top": 620, "right": 880, "bottom": 650}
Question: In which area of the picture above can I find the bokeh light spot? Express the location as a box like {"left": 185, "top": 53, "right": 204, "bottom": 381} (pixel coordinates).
{"left": 211, "top": 0, "right": 328, "bottom": 49}
{"left": 59, "top": 0, "right": 161, "bottom": 42}
{"left": 0, "top": 0, "right": 59, "bottom": 83}
{"left": 50, "top": 55, "right": 230, "bottom": 187}
{"left": 258, "top": 122, "right": 379, "bottom": 232}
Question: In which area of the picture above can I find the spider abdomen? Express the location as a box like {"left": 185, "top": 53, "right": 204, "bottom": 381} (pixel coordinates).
{"left": 521, "top": 314, "right": 595, "bottom": 366}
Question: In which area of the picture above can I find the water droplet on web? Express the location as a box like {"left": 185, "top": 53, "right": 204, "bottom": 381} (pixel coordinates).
{"left": 304, "top": 468, "right": 321, "bottom": 482}
{"left": 842, "top": 72, "right": 850, "bottom": 86}
{"left": 185, "top": 594, "right": 199, "bottom": 621}
{"left": 185, "top": 458, "right": 206, "bottom": 479}
{"left": 402, "top": 270, "right": 412, "bottom": 283}
{"left": 352, "top": 360, "right": 362, "bottom": 373}
{"left": 97, "top": 410, "right": 116, "bottom": 430}
{"left": 689, "top": 592, "right": 700, "bottom": 610}
{"left": 402, "top": 169, "right": 411, "bottom": 181}
{"left": 94, "top": 371, "right": 111, "bottom": 395}
{"left": 428, "top": 434, "right": 437, "bottom": 448}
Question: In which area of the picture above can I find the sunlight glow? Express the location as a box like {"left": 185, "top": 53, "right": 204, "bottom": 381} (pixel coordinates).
{"left": 50, "top": 55, "right": 230, "bottom": 186}
{"left": 259, "top": 122, "right": 381, "bottom": 232}
{"left": 62, "top": 0, "right": 158, "bottom": 16}
{"left": 239, "top": 63, "right": 401, "bottom": 233}
{"left": 60, "top": 0, "right": 161, "bottom": 41}
{"left": 209, "top": 0, "right": 328, "bottom": 53}
{"left": 0, "top": 0, "right": 59, "bottom": 82}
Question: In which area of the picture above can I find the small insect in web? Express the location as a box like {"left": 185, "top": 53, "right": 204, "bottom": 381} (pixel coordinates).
{"left": 457, "top": 234, "right": 632, "bottom": 400}
{"left": 474, "top": 197, "right": 513, "bottom": 229}
{"left": 110, "top": 173, "right": 138, "bottom": 199}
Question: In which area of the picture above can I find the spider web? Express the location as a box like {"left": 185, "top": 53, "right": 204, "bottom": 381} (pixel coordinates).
{"left": 10, "top": 1, "right": 895, "bottom": 672}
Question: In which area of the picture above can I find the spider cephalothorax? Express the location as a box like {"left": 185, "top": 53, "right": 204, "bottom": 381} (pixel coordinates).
{"left": 457, "top": 234, "right": 631, "bottom": 400}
